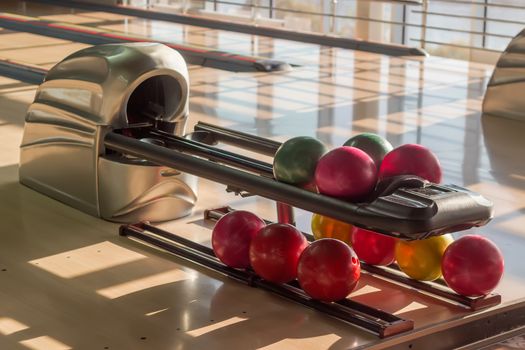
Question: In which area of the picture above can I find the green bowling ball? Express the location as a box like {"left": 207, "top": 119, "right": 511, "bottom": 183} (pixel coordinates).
{"left": 343, "top": 133, "right": 393, "bottom": 168}
{"left": 273, "top": 136, "right": 328, "bottom": 186}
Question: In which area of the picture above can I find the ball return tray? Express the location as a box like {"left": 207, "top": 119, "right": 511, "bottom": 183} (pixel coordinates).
{"left": 120, "top": 222, "right": 412, "bottom": 338}
{"left": 108, "top": 122, "right": 499, "bottom": 338}
{"left": 119, "top": 217, "right": 500, "bottom": 339}
{"left": 105, "top": 121, "right": 494, "bottom": 240}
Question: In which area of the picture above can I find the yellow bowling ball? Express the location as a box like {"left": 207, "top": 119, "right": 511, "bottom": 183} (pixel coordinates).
{"left": 395, "top": 234, "right": 454, "bottom": 281}
{"left": 311, "top": 214, "right": 353, "bottom": 245}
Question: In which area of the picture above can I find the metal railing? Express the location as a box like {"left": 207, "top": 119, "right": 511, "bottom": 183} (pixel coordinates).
{"left": 125, "top": 0, "right": 525, "bottom": 62}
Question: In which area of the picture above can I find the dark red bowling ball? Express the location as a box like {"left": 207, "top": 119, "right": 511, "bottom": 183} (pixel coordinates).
{"left": 442, "top": 235, "right": 504, "bottom": 297}
{"left": 212, "top": 211, "right": 266, "bottom": 269}
{"left": 378, "top": 144, "right": 442, "bottom": 183}
{"left": 249, "top": 223, "right": 308, "bottom": 283}
{"left": 351, "top": 227, "right": 397, "bottom": 266}
{"left": 314, "top": 146, "right": 377, "bottom": 201}
{"left": 297, "top": 238, "right": 361, "bottom": 302}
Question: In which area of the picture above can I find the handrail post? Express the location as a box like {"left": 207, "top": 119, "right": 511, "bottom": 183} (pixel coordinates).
{"left": 420, "top": 0, "right": 428, "bottom": 50}
{"left": 402, "top": 4, "right": 407, "bottom": 45}
{"left": 482, "top": 0, "right": 488, "bottom": 48}
{"left": 331, "top": 0, "right": 337, "bottom": 34}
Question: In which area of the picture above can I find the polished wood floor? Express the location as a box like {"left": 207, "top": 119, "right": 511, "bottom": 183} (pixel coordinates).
{"left": 0, "top": 1, "right": 524, "bottom": 349}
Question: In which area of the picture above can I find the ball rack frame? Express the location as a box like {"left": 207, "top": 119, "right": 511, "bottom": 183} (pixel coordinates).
{"left": 120, "top": 222, "right": 413, "bottom": 338}
{"left": 110, "top": 121, "right": 500, "bottom": 338}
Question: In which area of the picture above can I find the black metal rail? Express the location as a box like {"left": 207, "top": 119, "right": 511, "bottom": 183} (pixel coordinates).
{"left": 0, "top": 60, "right": 46, "bottom": 85}
{"left": 204, "top": 206, "right": 501, "bottom": 311}
{"left": 147, "top": 128, "right": 274, "bottom": 176}
{"left": 105, "top": 131, "right": 388, "bottom": 233}
{"left": 194, "top": 122, "right": 281, "bottom": 157}
{"left": 120, "top": 222, "right": 414, "bottom": 338}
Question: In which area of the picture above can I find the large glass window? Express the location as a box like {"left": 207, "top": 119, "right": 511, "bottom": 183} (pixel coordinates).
{"left": 124, "top": 0, "right": 525, "bottom": 62}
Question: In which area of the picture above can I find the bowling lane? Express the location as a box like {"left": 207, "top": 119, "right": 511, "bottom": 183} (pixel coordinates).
{"left": 0, "top": 29, "right": 90, "bottom": 69}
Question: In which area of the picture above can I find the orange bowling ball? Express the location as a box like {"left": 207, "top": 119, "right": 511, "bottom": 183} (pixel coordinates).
{"left": 311, "top": 214, "right": 353, "bottom": 245}
{"left": 395, "top": 234, "right": 454, "bottom": 281}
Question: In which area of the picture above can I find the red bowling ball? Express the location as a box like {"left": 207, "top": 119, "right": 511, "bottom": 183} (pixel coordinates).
{"left": 351, "top": 227, "right": 397, "bottom": 266}
{"left": 297, "top": 238, "right": 361, "bottom": 302}
{"left": 442, "top": 235, "right": 504, "bottom": 297}
{"left": 378, "top": 144, "right": 442, "bottom": 183}
{"left": 249, "top": 223, "right": 308, "bottom": 283}
{"left": 212, "top": 211, "right": 266, "bottom": 269}
{"left": 314, "top": 146, "right": 377, "bottom": 201}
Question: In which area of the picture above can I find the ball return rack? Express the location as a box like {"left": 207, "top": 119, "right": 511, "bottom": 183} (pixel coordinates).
{"left": 109, "top": 121, "right": 500, "bottom": 338}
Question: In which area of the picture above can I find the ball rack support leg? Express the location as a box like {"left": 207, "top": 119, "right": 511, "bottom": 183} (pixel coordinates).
{"left": 276, "top": 202, "right": 295, "bottom": 225}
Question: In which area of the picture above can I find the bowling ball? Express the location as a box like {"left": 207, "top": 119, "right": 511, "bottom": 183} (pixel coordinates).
{"left": 212, "top": 211, "right": 266, "bottom": 269}
{"left": 343, "top": 133, "right": 393, "bottom": 169}
{"left": 302, "top": 181, "right": 319, "bottom": 193}
{"left": 273, "top": 136, "right": 328, "bottom": 186}
{"left": 395, "top": 234, "right": 454, "bottom": 281}
{"left": 378, "top": 144, "right": 442, "bottom": 183}
{"left": 442, "top": 235, "right": 504, "bottom": 297}
{"left": 315, "top": 146, "right": 377, "bottom": 201}
{"left": 297, "top": 239, "right": 360, "bottom": 302}
{"left": 351, "top": 227, "right": 397, "bottom": 266}
{"left": 311, "top": 214, "right": 353, "bottom": 245}
{"left": 249, "top": 223, "right": 308, "bottom": 283}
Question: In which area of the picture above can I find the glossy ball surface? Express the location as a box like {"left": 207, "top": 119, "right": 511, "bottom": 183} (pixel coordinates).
{"left": 442, "top": 235, "right": 504, "bottom": 297}
{"left": 212, "top": 211, "right": 266, "bottom": 269}
{"left": 249, "top": 223, "right": 308, "bottom": 283}
{"left": 311, "top": 214, "right": 353, "bottom": 245}
{"left": 378, "top": 144, "right": 442, "bottom": 183}
{"left": 297, "top": 239, "right": 361, "bottom": 302}
{"left": 273, "top": 136, "right": 328, "bottom": 186}
{"left": 315, "top": 146, "right": 377, "bottom": 201}
{"left": 343, "top": 133, "right": 393, "bottom": 169}
{"left": 395, "top": 234, "right": 454, "bottom": 281}
{"left": 351, "top": 227, "right": 397, "bottom": 266}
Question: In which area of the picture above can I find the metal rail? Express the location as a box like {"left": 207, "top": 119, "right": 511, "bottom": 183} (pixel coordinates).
{"left": 200, "top": 0, "right": 422, "bottom": 21}
{"left": 0, "top": 12, "right": 291, "bottom": 72}
{"left": 410, "top": 38, "right": 502, "bottom": 52}
{"left": 105, "top": 131, "right": 389, "bottom": 233}
{"left": 412, "top": 10, "right": 525, "bottom": 26}
{"left": 126, "top": 0, "right": 522, "bottom": 57}
{"left": 194, "top": 122, "right": 281, "bottom": 157}
{"left": 104, "top": 127, "right": 493, "bottom": 239}
{"left": 206, "top": 0, "right": 519, "bottom": 53}
{"left": 25, "top": 0, "right": 427, "bottom": 56}
{"left": 119, "top": 222, "right": 415, "bottom": 338}
{"left": 147, "top": 128, "right": 275, "bottom": 176}
{"left": 21, "top": 0, "right": 525, "bottom": 58}
{"left": 0, "top": 59, "right": 46, "bottom": 84}
{"left": 429, "top": 0, "right": 525, "bottom": 10}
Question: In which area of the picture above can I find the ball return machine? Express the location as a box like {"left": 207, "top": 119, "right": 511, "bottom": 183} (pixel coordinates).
{"left": 19, "top": 43, "right": 500, "bottom": 341}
